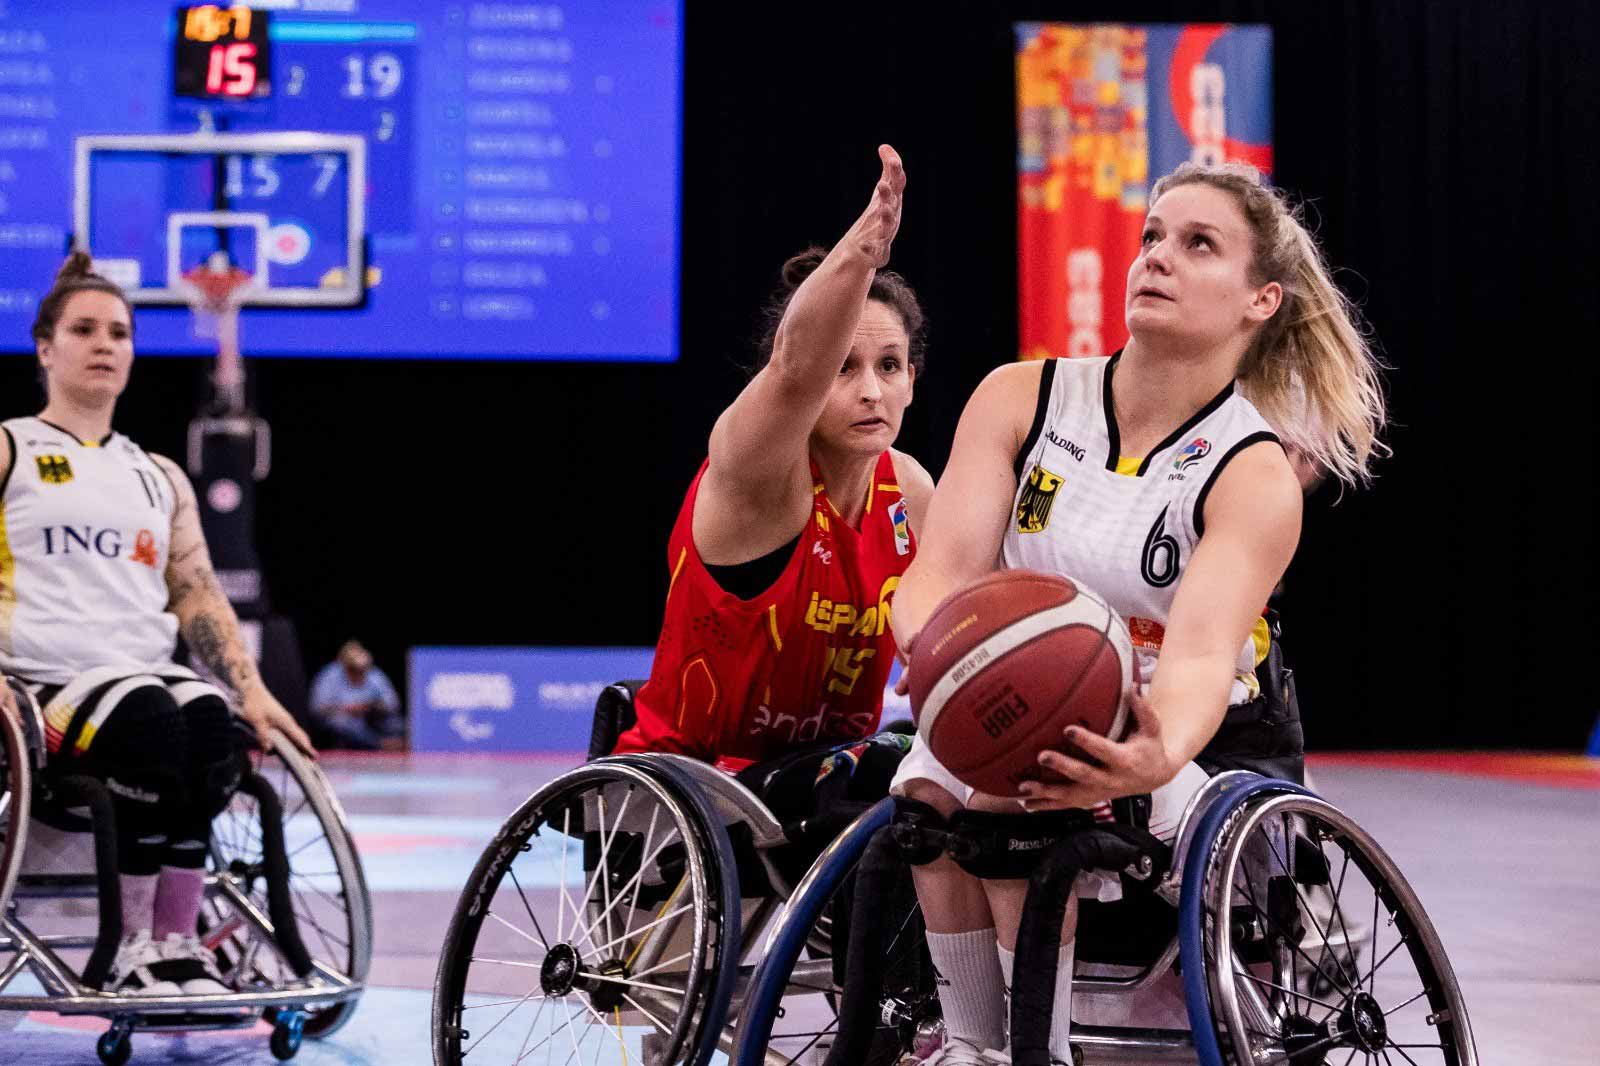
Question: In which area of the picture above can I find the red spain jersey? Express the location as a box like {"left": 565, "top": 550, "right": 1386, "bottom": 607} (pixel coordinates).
{"left": 615, "top": 451, "right": 916, "bottom": 772}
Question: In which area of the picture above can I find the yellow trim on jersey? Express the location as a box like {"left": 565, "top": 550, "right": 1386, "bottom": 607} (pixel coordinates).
{"left": 666, "top": 547, "right": 688, "bottom": 599}
{"left": 877, "top": 483, "right": 900, "bottom": 492}
{"left": 1250, "top": 616, "right": 1272, "bottom": 667}
{"left": 766, "top": 604, "right": 783, "bottom": 652}
{"left": 1234, "top": 616, "right": 1273, "bottom": 701}
{"left": 813, "top": 483, "right": 826, "bottom": 495}
{"left": 866, "top": 478, "right": 875, "bottom": 514}
{"left": 1114, "top": 455, "right": 1141, "bottom": 476}
{"left": 675, "top": 656, "right": 717, "bottom": 730}
{"left": 82, "top": 440, "right": 100, "bottom": 449}
{"left": 0, "top": 503, "right": 14, "bottom": 652}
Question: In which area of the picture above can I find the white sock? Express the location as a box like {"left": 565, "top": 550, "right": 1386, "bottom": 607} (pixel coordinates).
{"left": 925, "top": 927, "right": 1006, "bottom": 1052}
{"left": 997, "top": 940, "right": 1074, "bottom": 1062}
{"left": 119, "top": 873, "right": 157, "bottom": 940}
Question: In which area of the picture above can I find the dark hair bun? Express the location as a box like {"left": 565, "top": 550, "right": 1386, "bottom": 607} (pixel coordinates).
{"left": 55, "top": 249, "right": 98, "bottom": 285}
{"left": 779, "top": 246, "right": 827, "bottom": 291}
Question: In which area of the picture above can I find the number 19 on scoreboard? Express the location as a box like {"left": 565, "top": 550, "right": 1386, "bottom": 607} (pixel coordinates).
{"left": 173, "top": 4, "right": 273, "bottom": 100}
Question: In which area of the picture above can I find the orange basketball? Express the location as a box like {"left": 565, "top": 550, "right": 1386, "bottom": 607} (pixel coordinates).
{"left": 908, "top": 570, "right": 1133, "bottom": 797}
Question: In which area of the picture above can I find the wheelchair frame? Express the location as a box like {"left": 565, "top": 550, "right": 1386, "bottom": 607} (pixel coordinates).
{"left": 432, "top": 689, "right": 1475, "bottom": 1066}
{"left": 0, "top": 682, "right": 371, "bottom": 1064}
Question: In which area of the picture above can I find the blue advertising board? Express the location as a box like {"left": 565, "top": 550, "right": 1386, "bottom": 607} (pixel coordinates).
{"left": 408, "top": 646, "right": 912, "bottom": 754}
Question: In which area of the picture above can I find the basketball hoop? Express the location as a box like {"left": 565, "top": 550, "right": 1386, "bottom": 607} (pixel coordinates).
{"left": 181, "top": 257, "right": 256, "bottom": 413}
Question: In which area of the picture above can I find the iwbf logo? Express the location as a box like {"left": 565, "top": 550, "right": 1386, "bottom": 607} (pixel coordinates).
{"left": 428, "top": 673, "right": 516, "bottom": 712}
{"left": 427, "top": 672, "right": 515, "bottom": 744}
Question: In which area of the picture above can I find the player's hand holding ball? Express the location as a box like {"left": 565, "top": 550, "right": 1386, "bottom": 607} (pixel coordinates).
{"left": 1018, "top": 685, "right": 1174, "bottom": 812}
{"left": 908, "top": 570, "right": 1150, "bottom": 802}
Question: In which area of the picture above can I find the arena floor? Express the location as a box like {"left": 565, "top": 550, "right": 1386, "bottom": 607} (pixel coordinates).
{"left": 6, "top": 751, "right": 1596, "bottom": 1066}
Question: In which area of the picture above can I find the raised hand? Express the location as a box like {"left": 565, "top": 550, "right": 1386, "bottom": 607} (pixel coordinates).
{"left": 843, "top": 144, "right": 906, "bottom": 268}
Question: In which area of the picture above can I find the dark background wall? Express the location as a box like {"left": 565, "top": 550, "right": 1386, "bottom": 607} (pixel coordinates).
{"left": 5, "top": 1, "right": 1594, "bottom": 750}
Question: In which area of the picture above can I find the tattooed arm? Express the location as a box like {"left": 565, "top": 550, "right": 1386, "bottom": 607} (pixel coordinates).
{"left": 153, "top": 455, "right": 314, "bottom": 754}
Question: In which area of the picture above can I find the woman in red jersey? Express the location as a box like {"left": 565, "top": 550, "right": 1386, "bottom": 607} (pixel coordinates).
{"left": 614, "top": 145, "right": 934, "bottom": 777}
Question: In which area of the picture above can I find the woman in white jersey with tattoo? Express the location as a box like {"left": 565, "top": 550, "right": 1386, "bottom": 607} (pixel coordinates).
{"left": 0, "top": 253, "right": 312, "bottom": 997}
{"left": 889, "top": 164, "right": 1386, "bottom": 1065}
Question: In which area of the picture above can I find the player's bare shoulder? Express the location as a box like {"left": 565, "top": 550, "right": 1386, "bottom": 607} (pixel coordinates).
{"left": 889, "top": 448, "right": 936, "bottom": 532}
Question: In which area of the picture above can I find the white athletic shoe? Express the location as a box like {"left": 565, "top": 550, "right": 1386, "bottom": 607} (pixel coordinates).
{"left": 105, "top": 929, "right": 182, "bottom": 996}
{"left": 912, "top": 1039, "right": 1010, "bottom": 1065}
{"left": 155, "top": 932, "right": 232, "bottom": 995}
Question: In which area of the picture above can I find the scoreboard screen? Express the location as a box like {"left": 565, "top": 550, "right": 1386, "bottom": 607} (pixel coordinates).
{"left": 0, "top": 2, "right": 682, "bottom": 361}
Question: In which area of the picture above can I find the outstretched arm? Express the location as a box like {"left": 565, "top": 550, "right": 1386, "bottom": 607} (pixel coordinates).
{"left": 696, "top": 146, "right": 908, "bottom": 555}
{"left": 154, "top": 455, "right": 314, "bottom": 754}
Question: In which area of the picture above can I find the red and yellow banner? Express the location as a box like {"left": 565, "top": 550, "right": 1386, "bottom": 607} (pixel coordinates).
{"left": 1017, "top": 24, "right": 1273, "bottom": 361}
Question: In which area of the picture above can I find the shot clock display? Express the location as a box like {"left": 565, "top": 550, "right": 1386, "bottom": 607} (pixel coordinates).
{"left": 174, "top": 5, "right": 272, "bottom": 100}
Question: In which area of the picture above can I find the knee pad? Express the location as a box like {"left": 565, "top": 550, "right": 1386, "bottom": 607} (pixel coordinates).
{"left": 77, "top": 683, "right": 187, "bottom": 814}
{"left": 181, "top": 694, "right": 247, "bottom": 819}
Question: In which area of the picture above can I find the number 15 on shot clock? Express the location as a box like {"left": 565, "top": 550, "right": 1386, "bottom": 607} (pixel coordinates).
{"left": 174, "top": 4, "right": 273, "bottom": 100}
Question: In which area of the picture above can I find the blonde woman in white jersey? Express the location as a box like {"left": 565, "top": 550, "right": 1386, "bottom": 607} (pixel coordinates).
{"left": 0, "top": 253, "right": 312, "bottom": 997}
{"left": 888, "top": 164, "right": 1387, "bottom": 1065}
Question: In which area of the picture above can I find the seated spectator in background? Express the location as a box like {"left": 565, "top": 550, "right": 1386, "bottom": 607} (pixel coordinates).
{"left": 310, "top": 641, "right": 403, "bottom": 750}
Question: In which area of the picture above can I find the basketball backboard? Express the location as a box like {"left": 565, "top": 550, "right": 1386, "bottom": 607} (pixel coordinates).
{"left": 73, "top": 131, "right": 366, "bottom": 308}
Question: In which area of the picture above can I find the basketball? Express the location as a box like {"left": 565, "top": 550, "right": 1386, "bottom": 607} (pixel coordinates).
{"left": 908, "top": 570, "right": 1134, "bottom": 797}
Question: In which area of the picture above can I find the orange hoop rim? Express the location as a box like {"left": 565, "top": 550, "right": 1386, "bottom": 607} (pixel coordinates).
{"left": 181, "top": 265, "right": 255, "bottom": 315}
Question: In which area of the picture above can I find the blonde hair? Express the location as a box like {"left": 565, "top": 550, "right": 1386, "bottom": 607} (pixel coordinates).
{"left": 1150, "top": 163, "right": 1388, "bottom": 487}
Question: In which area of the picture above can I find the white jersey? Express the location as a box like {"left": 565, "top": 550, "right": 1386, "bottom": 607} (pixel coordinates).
{"left": 0, "top": 417, "right": 179, "bottom": 684}
{"left": 1002, "top": 355, "right": 1279, "bottom": 705}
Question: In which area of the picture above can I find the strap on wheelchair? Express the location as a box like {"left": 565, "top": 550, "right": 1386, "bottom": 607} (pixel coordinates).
{"left": 1010, "top": 825, "right": 1169, "bottom": 1066}
{"left": 237, "top": 770, "right": 315, "bottom": 979}
{"left": 820, "top": 823, "right": 905, "bottom": 1066}
{"left": 49, "top": 774, "right": 123, "bottom": 989}
{"left": 890, "top": 800, "right": 1102, "bottom": 880}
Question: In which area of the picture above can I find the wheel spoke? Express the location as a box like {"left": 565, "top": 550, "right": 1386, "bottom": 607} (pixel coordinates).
{"left": 588, "top": 902, "right": 693, "bottom": 959}
{"left": 581, "top": 970, "right": 685, "bottom": 999}
{"left": 629, "top": 950, "right": 693, "bottom": 980}
{"left": 621, "top": 993, "right": 674, "bottom": 1037}
{"left": 1234, "top": 964, "right": 1341, "bottom": 1012}
{"left": 1264, "top": 827, "right": 1360, "bottom": 997}
{"left": 617, "top": 806, "right": 664, "bottom": 947}
{"left": 472, "top": 955, "right": 547, "bottom": 970}
{"left": 1234, "top": 859, "right": 1356, "bottom": 1011}
{"left": 558, "top": 806, "right": 573, "bottom": 943}
{"left": 487, "top": 908, "right": 548, "bottom": 951}
{"left": 512, "top": 996, "right": 551, "bottom": 1064}
{"left": 464, "top": 982, "right": 547, "bottom": 1057}
{"left": 1383, "top": 987, "right": 1432, "bottom": 1016}
{"left": 560, "top": 1011, "right": 597, "bottom": 1066}
{"left": 573, "top": 817, "right": 681, "bottom": 954}
{"left": 1386, "top": 1043, "right": 1426, "bottom": 1066}
{"left": 509, "top": 863, "right": 553, "bottom": 950}
{"left": 596, "top": 788, "right": 633, "bottom": 953}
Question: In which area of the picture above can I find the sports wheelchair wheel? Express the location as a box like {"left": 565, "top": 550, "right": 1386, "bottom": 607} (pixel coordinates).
{"left": 206, "top": 732, "right": 372, "bottom": 1038}
{"left": 734, "top": 800, "right": 940, "bottom": 1066}
{"left": 1192, "top": 787, "right": 1476, "bottom": 1066}
{"left": 433, "top": 758, "right": 740, "bottom": 1066}
{"left": 0, "top": 699, "right": 30, "bottom": 922}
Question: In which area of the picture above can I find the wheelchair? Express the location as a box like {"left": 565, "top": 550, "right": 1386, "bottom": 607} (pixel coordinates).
{"left": 432, "top": 682, "right": 1476, "bottom": 1066}
{"left": 0, "top": 678, "right": 371, "bottom": 1064}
